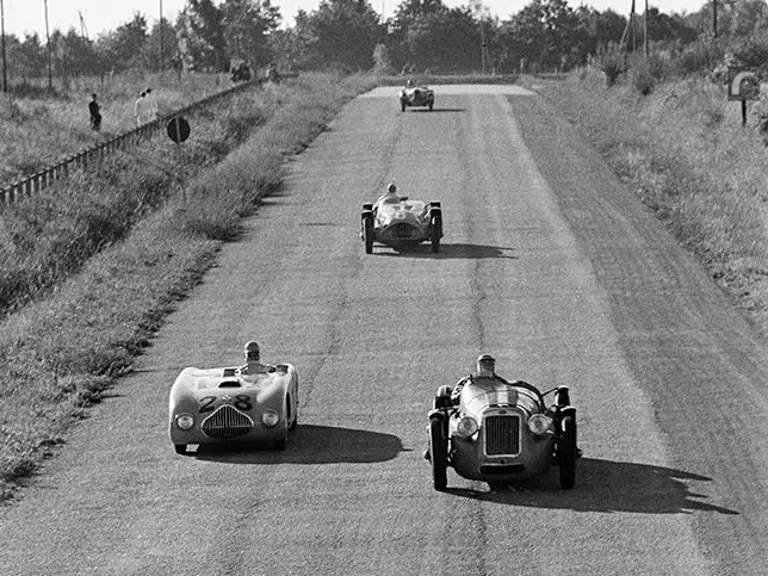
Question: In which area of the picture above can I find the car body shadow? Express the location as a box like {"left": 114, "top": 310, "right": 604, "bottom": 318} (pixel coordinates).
{"left": 193, "top": 424, "right": 406, "bottom": 464}
{"left": 441, "top": 458, "right": 739, "bottom": 515}
{"left": 407, "top": 108, "right": 465, "bottom": 113}
{"left": 378, "top": 243, "right": 517, "bottom": 260}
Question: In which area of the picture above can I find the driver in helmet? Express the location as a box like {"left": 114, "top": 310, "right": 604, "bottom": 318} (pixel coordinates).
{"left": 239, "top": 340, "right": 269, "bottom": 375}
{"left": 374, "top": 182, "right": 402, "bottom": 214}
{"left": 451, "top": 353, "right": 503, "bottom": 404}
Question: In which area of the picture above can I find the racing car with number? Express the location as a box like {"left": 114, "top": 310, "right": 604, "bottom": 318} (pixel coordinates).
{"left": 360, "top": 197, "right": 443, "bottom": 253}
{"left": 169, "top": 363, "right": 298, "bottom": 454}
{"left": 399, "top": 84, "right": 435, "bottom": 111}
{"left": 427, "top": 377, "right": 577, "bottom": 491}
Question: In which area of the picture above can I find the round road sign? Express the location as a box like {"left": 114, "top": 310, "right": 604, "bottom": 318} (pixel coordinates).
{"left": 167, "top": 116, "right": 191, "bottom": 143}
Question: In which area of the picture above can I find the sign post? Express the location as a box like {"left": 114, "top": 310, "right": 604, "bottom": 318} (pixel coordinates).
{"left": 167, "top": 116, "right": 191, "bottom": 203}
{"left": 727, "top": 68, "right": 760, "bottom": 126}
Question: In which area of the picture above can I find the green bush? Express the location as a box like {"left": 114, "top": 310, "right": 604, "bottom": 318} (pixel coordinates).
{"left": 598, "top": 43, "right": 627, "bottom": 87}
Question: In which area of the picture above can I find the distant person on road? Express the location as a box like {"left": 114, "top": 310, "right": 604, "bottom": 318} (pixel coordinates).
{"left": 89, "top": 93, "right": 102, "bottom": 131}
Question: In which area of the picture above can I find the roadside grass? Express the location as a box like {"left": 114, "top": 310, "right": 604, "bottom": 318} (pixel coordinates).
{"left": 0, "top": 72, "right": 235, "bottom": 183}
{"left": 529, "top": 69, "right": 768, "bottom": 335}
{"left": 0, "top": 72, "right": 376, "bottom": 500}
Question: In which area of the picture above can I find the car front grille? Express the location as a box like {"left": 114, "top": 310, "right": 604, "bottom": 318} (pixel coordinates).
{"left": 484, "top": 414, "right": 521, "bottom": 456}
{"left": 201, "top": 405, "right": 254, "bottom": 439}
{"left": 392, "top": 223, "right": 416, "bottom": 239}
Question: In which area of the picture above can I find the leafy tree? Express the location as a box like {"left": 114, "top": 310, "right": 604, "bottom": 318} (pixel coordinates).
{"left": 100, "top": 13, "right": 149, "bottom": 72}
{"left": 303, "top": 0, "right": 385, "bottom": 71}
{"left": 221, "top": 0, "right": 281, "bottom": 67}
{"left": 178, "top": 0, "right": 227, "bottom": 71}
{"left": 142, "top": 18, "right": 179, "bottom": 72}
{"left": 507, "top": 0, "right": 580, "bottom": 71}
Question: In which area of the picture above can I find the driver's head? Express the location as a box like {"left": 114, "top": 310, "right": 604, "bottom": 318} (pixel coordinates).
{"left": 244, "top": 340, "right": 260, "bottom": 362}
{"left": 387, "top": 182, "right": 397, "bottom": 194}
{"left": 476, "top": 353, "right": 496, "bottom": 375}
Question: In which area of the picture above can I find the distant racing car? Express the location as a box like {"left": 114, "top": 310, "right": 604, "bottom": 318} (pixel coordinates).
{"left": 399, "top": 84, "right": 435, "bottom": 111}
{"left": 360, "top": 196, "right": 443, "bottom": 253}
{"left": 169, "top": 363, "right": 298, "bottom": 454}
{"left": 427, "top": 377, "right": 577, "bottom": 491}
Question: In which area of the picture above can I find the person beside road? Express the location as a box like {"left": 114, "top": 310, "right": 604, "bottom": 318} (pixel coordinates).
{"left": 89, "top": 93, "right": 102, "bottom": 131}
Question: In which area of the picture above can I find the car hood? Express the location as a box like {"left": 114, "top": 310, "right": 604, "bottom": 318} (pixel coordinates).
{"left": 459, "top": 377, "right": 543, "bottom": 420}
{"left": 376, "top": 201, "right": 426, "bottom": 226}
{"left": 176, "top": 366, "right": 289, "bottom": 398}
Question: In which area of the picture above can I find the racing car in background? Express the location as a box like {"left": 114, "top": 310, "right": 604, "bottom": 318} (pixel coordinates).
{"left": 426, "top": 378, "right": 577, "bottom": 491}
{"left": 169, "top": 363, "right": 298, "bottom": 454}
{"left": 399, "top": 83, "right": 435, "bottom": 112}
{"left": 361, "top": 197, "right": 443, "bottom": 253}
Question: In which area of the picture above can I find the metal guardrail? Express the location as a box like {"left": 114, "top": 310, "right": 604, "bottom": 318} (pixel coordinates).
{"left": 0, "top": 78, "right": 262, "bottom": 205}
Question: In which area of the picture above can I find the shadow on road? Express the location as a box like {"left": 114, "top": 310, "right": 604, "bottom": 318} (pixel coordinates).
{"left": 378, "top": 243, "right": 517, "bottom": 260}
{"left": 193, "top": 424, "right": 406, "bottom": 464}
{"left": 442, "top": 458, "right": 739, "bottom": 515}
{"left": 404, "top": 108, "right": 466, "bottom": 113}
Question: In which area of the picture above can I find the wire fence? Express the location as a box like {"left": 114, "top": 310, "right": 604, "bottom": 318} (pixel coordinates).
{"left": 0, "top": 78, "right": 263, "bottom": 205}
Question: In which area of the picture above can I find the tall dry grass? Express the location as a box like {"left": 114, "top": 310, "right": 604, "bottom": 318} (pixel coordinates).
{"left": 0, "top": 72, "right": 376, "bottom": 500}
{"left": 533, "top": 69, "right": 768, "bottom": 333}
{"left": 0, "top": 72, "right": 235, "bottom": 183}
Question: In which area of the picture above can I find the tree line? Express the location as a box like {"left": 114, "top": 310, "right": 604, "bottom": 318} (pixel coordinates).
{"left": 2, "top": 0, "right": 768, "bottom": 82}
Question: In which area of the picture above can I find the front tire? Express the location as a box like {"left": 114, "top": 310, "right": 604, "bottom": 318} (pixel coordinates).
{"left": 363, "top": 215, "right": 374, "bottom": 254}
{"left": 429, "top": 416, "right": 448, "bottom": 490}
{"left": 430, "top": 212, "right": 442, "bottom": 253}
{"left": 400, "top": 100, "right": 406, "bottom": 112}
{"left": 558, "top": 415, "right": 577, "bottom": 489}
{"left": 174, "top": 444, "right": 187, "bottom": 455}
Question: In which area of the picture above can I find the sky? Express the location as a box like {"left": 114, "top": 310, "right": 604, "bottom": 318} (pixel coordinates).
{"left": 0, "top": 0, "right": 710, "bottom": 39}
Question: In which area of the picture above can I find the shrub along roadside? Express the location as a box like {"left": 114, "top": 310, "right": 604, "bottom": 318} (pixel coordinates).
{"left": 0, "top": 72, "right": 377, "bottom": 500}
{"left": 529, "top": 71, "right": 768, "bottom": 337}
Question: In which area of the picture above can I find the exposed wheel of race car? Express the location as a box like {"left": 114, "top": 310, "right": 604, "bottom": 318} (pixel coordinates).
{"left": 174, "top": 444, "right": 187, "bottom": 455}
{"left": 558, "top": 415, "right": 577, "bottom": 489}
{"left": 429, "top": 416, "right": 448, "bottom": 490}
{"left": 400, "top": 100, "right": 406, "bottom": 112}
{"left": 556, "top": 387, "right": 571, "bottom": 406}
{"left": 428, "top": 103, "right": 433, "bottom": 111}
{"left": 362, "top": 214, "right": 374, "bottom": 254}
{"left": 274, "top": 399, "right": 290, "bottom": 450}
{"left": 430, "top": 212, "right": 442, "bottom": 253}
{"left": 288, "top": 393, "right": 297, "bottom": 431}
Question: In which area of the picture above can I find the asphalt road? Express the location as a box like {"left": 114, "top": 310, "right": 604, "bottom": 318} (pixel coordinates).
{"left": 1, "top": 85, "right": 767, "bottom": 575}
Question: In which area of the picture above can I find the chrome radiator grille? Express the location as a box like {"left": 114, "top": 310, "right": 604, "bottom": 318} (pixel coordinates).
{"left": 484, "top": 414, "right": 521, "bottom": 456}
{"left": 201, "top": 405, "right": 254, "bottom": 439}
{"left": 392, "top": 223, "right": 415, "bottom": 239}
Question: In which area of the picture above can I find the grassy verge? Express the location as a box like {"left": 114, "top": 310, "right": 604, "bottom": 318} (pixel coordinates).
{"left": 0, "top": 72, "right": 236, "bottom": 183}
{"left": 528, "top": 70, "right": 768, "bottom": 336}
{"left": 0, "top": 72, "right": 376, "bottom": 500}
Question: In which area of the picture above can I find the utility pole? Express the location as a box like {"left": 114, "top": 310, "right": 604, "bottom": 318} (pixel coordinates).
{"left": 713, "top": 0, "right": 718, "bottom": 39}
{"left": 643, "top": 0, "right": 648, "bottom": 58}
{"left": 159, "top": 0, "right": 164, "bottom": 73}
{"left": 480, "top": 17, "right": 487, "bottom": 75}
{"left": 44, "top": 0, "right": 53, "bottom": 91}
{"left": 1, "top": 0, "right": 7, "bottom": 92}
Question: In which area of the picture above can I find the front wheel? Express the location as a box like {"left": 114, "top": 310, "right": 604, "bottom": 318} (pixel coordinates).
{"left": 430, "top": 212, "right": 442, "bottom": 253}
{"left": 400, "top": 100, "right": 406, "bottom": 112}
{"left": 557, "top": 415, "right": 577, "bottom": 489}
{"left": 174, "top": 444, "right": 187, "bottom": 455}
{"left": 429, "top": 416, "right": 448, "bottom": 490}
{"left": 363, "top": 215, "right": 374, "bottom": 254}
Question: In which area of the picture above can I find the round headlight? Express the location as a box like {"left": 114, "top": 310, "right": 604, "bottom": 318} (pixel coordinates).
{"left": 175, "top": 414, "right": 194, "bottom": 430}
{"left": 528, "top": 414, "right": 552, "bottom": 436}
{"left": 262, "top": 410, "right": 280, "bottom": 427}
{"left": 456, "top": 416, "right": 479, "bottom": 438}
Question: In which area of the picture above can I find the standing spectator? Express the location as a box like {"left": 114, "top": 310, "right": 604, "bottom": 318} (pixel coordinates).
{"left": 134, "top": 91, "right": 147, "bottom": 126}
{"left": 88, "top": 93, "right": 102, "bottom": 131}
{"left": 144, "top": 87, "right": 158, "bottom": 120}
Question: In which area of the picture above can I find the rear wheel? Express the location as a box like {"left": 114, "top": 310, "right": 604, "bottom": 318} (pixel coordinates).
{"left": 400, "top": 100, "right": 406, "bottom": 112}
{"left": 174, "top": 444, "right": 187, "bottom": 455}
{"left": 428, "top": 102, "right": 434, "bottom": 111}
{"left": 558, "top": 415, "right": 577, "bottom": 489}
{"left": 274, "top": 399, "right": 289, "bottom": 450}
{"left": 429, "top": 416, "right": 448, "bottom": 490}
{"left": 430, "top": 212, "right": 442, "bottom": 253}
{"left": 363, "top": 215, "right": 374, "bottom": 254}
